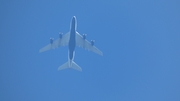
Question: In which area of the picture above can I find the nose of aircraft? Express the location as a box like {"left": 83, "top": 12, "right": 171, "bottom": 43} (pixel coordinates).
{"left": 71, "top": 16, "right": 77, "bottom": 30}
{"left": 72, "top": 16, "right": 76, "bottom": 23}
{"left": 72, "top": 16, "right": 76, "bottom": 21}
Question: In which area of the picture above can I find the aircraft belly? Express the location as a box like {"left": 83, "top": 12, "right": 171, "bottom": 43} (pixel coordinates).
{"left": 68, "top": 31, "right": 76, "bottom": 60}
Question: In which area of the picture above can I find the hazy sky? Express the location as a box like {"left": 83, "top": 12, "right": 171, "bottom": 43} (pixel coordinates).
{"left": 0, "top": 0, "right": 180, "bottom": 101}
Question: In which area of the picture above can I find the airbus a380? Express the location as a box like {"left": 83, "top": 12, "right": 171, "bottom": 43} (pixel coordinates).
{"left": 39, "top": 16, "right": 103, "bottom": 71}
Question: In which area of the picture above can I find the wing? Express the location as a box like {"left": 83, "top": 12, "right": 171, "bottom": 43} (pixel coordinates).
{"left": 39, "top": 32, "right": 70, "bottom": 52}
{"left": 76, "top": 32, "right": 103, "bottom": 56}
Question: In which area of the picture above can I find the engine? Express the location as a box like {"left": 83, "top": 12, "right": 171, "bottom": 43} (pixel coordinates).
{"left": 91, "top": 40, "right": 95, "bottom": 46}
{"left": 59, "top": 32, "right": 63, "bottom": 39}
{"left": 82, "top": 34, "right": 87, "bottom": 40}
{"left": 50, "top": 38, "right": 54, "bottom": 44}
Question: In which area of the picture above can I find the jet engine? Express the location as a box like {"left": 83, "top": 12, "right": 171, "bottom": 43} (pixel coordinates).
{"left": 59, "top": 32, "right": 63, "bottom": 39}
{"left": 82, "top": 34, "right": 87, "bottom": 40}
{"left": 91, "top": 40, "right": 95, "bottom": 46}
{"left": 50, "top": 38, "right": 54, "bottom": 44}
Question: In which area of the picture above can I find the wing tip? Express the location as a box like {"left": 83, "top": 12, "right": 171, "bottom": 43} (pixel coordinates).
{"left": 39, "top": 49, "right": 46, "bottom": 53}
{"left": 97, "top": 51, "right": 103, "bottom": 56}
{"left": 101, "top": 53, "right": 103, "bottom": 56}
{"left": 39, "top": 50, "right": 42, "bottom": 53}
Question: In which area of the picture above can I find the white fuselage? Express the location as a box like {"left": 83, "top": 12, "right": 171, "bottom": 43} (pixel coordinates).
{"left": 68, "top": 16, "right": 77, "bottom": 66}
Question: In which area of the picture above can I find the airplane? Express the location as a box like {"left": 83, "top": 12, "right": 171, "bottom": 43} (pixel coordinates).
{"left": 39, "top": 16, "right": 103, "bottom": 71}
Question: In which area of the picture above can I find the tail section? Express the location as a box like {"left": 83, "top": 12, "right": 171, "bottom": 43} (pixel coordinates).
{"left": 58, "top": 61, "right": 82, "bottom": 71}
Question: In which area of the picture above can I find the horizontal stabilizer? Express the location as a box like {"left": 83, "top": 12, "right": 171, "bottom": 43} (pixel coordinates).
{"left": 72, "top": 61, "right": 82, "bottom": 71}
{"left": 58, "top": 61, "right": 82, "bottom": 71}
{"left": 58, "top": 61, "right": 69, "bottom": 71}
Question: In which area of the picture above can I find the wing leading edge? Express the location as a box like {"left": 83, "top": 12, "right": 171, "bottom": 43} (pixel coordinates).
{"left": 76, "top": 32, "right": 103, "bottom": 56}
{"left": 39, "top": 32, "right": 70, "bottom": 52}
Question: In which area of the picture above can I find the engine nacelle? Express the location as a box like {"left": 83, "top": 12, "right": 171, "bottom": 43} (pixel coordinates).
{"left": 91, "top": 40, "right": 95, "bottom": 46}
{"left": 59, "top": 32, "right": 63, "bottom": 39}
{"left": 82, "top": 34, "right": 87, "bottom": 40}
{"left": 50, "top": 38, "right": 54, "bottom": 44}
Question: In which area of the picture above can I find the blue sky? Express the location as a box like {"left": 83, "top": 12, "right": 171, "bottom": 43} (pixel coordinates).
{"left": 0, "top": 0, "right": 180, "bottom": 101}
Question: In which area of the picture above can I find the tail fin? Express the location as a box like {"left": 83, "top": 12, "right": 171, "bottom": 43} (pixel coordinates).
{"left": 58, "top": 61, "right": 82, "bottom": 71}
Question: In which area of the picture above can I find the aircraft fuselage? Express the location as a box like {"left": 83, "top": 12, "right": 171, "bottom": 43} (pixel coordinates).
{"left": 68, "top": 16, "right": 77, "bottom": 62}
